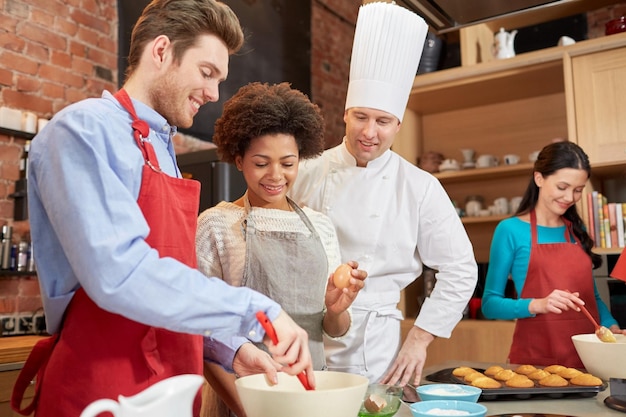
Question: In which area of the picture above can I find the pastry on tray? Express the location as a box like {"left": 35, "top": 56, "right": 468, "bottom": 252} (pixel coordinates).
{"left": 570, "top": 373, "right": 603, "bottom": 386}
{"left": 539, "top": 373, "right": 569, "bottom": 387}
{"left": 558, "top": 367, "right": 583, "bottom": 379}
{"left": 452, "top": 366, "right": 477, "bottom": 377}
{"left": 505, "top": 374, "right": 535, "bottom": 388}
{"left": 464, "top": 371, "right": 486, "bottom": 382}
{"left": 543, "top": 364, "right": 566, "bottom": 374}
{"left": 484, "top": 365, "right": 504, "bottom": 376}
{"left": 470, "top": 376, "right": 502, "bottom": 389}
{"left": 514, "top": 364, "right": 538, "bottom": 375}
{"left": 527, "top": 369, "right": 551, "bottom": 381}
{"left": 493, "top": 369, "right": 518, "bottom": 381}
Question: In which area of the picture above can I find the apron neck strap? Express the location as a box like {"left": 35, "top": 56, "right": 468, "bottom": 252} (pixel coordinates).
{"left": 530, "top": 209, "right": 577, "bottom": 244}
{"left": 114, "top": 89, "right": 161, "bottom": 172}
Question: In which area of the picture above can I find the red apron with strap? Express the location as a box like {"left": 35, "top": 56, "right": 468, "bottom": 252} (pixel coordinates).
{"left": 12, "top": 89, "right": 203, "bottom": 417}
{"left": 509, "top": 210, "right": 597, "bottom": 368}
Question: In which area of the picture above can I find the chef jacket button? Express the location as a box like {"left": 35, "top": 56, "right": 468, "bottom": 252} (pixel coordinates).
{"left": 383, "top": 175, "right": 389, "bottom": 180}
{"left": 330, "top": 169, "right": 337, "bottom": 174}
{"left": 371, "top": 213, "right": 380, "bottom": 218}
{"left": 204, "top": 330, "right": 212, "bottom": 337}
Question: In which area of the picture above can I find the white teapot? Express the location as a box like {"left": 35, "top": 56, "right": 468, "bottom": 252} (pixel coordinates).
{"left": 494, "top": 27, "right": 518, "bottom": 59}
{"left": 80, "top": 374, "right": 203, "bottom": 417}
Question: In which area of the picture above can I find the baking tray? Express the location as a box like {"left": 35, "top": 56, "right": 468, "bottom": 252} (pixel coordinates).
{"left": 425, "top": 368, "right": 607, "bottom": 401}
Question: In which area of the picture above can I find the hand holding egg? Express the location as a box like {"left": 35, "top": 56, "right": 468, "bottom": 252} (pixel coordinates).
{"left": 333, "top": 263, "right": 353, "bottom": 289}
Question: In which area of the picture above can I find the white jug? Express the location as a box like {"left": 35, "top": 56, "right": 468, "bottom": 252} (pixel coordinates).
{"left": 80, "top": 374, "right": 204, "bottom": 417}
{"left": 494, "top": 27, "right": 518, "bottom": 59}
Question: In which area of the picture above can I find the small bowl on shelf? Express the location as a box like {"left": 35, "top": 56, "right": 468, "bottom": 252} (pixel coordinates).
{"left": 415, "top": 384, "right": 482, "bottom": 402}
{"left": 409, "top": 400, "right": 487, "bottom": 417}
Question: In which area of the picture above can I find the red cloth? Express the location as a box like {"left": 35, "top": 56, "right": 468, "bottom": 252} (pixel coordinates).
{"left": 12, "top": 89, "right": 202, "bottom": 417}
{"left": 509, "top": 211, "right": 597, "bottom": 368}
{"left": 610, "top": 248, "right": 626, "bottom": 282}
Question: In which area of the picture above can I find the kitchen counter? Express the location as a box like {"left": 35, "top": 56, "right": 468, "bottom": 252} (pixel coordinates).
{"left": 394, "top": 361, "right": 625, "bottom": 417}
{"left": 0, "top": 335, "right": 46, "bottom": 365}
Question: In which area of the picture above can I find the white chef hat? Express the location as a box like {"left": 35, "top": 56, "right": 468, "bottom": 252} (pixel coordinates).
{"left": 345, "top": 2, "right": 428, "bottom": 122}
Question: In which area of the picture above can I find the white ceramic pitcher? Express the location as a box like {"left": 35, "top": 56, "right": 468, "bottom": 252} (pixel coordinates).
{"left": 493, "top": 27, "right": 518, "bottom": 59}
{"left": 80, "top": 374, "right": 204, "bottom": 417}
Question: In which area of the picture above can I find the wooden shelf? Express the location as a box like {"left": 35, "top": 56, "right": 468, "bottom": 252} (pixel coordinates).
{"left": 435, "top": 163, "right": 534, "bottom": 184}
{"left": 592, "top": 247, "right": 625, "bottom": 255}
{"left": 462, "top": 215, "right": 507, "bottom": 224}
{"left": 407, "top": 32, "right": 626, "bottom": 115}
{"left": 0, "top": 271, "right": 36, "bottom": 278}
{"left": 0, "top": 127, "right": 34, "bottom": 140}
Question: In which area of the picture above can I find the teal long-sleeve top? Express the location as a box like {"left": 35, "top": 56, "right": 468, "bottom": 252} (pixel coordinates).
{"left": 481, "top": 216, "right": 618, "bottom": 328}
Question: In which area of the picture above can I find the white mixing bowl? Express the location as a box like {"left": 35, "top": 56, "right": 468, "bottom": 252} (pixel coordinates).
{"left": 572, "top": 333, "right": 626, "bottom": 380}
{"left": 235, "top": 370, "right": 368, "bottom": 417}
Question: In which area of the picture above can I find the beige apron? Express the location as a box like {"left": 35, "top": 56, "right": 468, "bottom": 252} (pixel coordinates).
{"left": 242, "top": 194, "right": 328, "bottom": 370}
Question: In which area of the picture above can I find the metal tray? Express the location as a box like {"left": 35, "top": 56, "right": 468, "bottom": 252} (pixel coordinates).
{"left": 425, "top": 367, "right": 608, "bottom": 401}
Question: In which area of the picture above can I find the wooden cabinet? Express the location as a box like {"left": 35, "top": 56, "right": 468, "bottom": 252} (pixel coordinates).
{"left": 567, "top": 47, "right": 626, "bottom": 164}
{"left": 393, "top": 32, "right": 626, "bottom": 262}
{"left": 401, "top": 319, "right": 515, "bottom": 367}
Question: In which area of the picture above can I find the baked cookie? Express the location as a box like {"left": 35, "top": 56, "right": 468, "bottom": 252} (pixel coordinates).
{"left": 505, "top": 374, "right": 535, "bottom": 388}
{"left": 543, "top": 364, "right": 566, "bottom": 374}
{"left": 494, "top": 369, "right": 518, "bottom": 381}
{"left": 464, "top": 371, "right": 486, "bottom": 383}
{"left": 484, "top": 365, "right": 504, "bottom": 376}
{"left": 527, "top": 369, "right": 551, "bottom": 381}
{"left": 570, "top": 373, "right": 603, "bottom": 386}
{"left": 558, "top": 367, "right": 583, "bottom": 379}
{"left": 514, "top": 364, "right": 538, "bottom": 375}
{"left": 539, "top": 374, "right": 569, "bottom": 387}
{"left": 453, "top": 366, "right": 477, "bottom": 377}
{"left": 471, "top": 376, "right": 502, "bottom": 389}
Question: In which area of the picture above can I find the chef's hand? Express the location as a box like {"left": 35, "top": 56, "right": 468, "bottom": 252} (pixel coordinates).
{"left": 264, "top": 310, "right": 316, "bottom": 388}
{"left": 381, "top": 325, "right": 434, "bottom": 387}
{"left": 530, "top": 289, "right": 583, "bottom": 315}
{"left": 232, "top": 343, "right": 282, "bottom": 383}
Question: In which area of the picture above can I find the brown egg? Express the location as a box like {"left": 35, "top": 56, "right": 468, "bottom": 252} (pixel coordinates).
{"left": 333, "top": 264, "right": 352, "bottom": 289}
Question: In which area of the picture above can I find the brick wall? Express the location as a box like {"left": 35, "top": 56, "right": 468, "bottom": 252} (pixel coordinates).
{"left": 0, "top": 0, "right": 624, "bottom": 327}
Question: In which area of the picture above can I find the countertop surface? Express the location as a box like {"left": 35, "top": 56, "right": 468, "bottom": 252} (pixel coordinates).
{"left": 0, "top": 335, "right": 46, "bottom": 366}
{"left": 395, "top": 361, "right": 625, "bottom": 417}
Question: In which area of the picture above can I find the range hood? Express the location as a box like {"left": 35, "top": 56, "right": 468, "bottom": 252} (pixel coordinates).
{"left": 394, "top": 0, "right": 624, "bottom": 34}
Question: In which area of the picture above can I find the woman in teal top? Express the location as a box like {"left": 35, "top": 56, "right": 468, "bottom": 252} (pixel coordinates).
{"left": 482, "top": 141, "right": 624, "bottom": 366}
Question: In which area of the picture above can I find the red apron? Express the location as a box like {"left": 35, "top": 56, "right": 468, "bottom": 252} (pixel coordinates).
{"left": 12, "top": 89, "right": 203, "bottom": 417}
{"left": 509, "top": 210, "right": 597, "bottom": 368}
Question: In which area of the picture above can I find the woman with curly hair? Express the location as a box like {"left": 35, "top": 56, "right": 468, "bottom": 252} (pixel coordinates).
{"left": 482, "top": 141, "right": 625, "bottom": 368}
{"left": 196, "top": 82, "right": 366, "bottom": 417}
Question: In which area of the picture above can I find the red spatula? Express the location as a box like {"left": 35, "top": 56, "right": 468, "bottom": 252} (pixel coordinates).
{"left": 579, "top": 304, "right": 616, "bottom": 343}
{"left": 256, "top": 311, "right": 314, "bottom": 390}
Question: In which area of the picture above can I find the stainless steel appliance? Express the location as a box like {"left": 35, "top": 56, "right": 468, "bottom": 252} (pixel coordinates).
{"left": 395, "top": 0, "right": 624, "bottom": 33}
{"left": 176, "top": 148, "right": 246, "bottom": 213}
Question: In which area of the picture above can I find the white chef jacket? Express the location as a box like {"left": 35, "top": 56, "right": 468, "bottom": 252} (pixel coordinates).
{"left": 290, "top": 140, "right": 477, "bottom": 382}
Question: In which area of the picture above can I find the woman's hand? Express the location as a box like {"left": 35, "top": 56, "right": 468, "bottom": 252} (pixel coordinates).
{"left": 323, "top": 261, "right": 366, "bottom": 337}
{"left": 325, "top": 260, "right": 367, "bottom": 315}
{"left": 529, "top": 289, "right": 583, "bottom": 315}
{"left": 263, "top": 310, "right": 316, "bottom": 389}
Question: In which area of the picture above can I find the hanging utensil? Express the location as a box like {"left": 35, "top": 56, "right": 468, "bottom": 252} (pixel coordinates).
{"left": 255, "top": 311, "right": 314, "bottom": 390}
{"left": 578, "top": 304, "right": 616, "bottom": 343}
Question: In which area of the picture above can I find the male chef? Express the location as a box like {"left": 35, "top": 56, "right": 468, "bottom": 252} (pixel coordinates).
{"left": 290, "top": 1, "right": 478, "bottom": 386}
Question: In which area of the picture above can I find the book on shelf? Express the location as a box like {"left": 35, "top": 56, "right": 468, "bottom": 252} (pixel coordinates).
{"left": 585, "top": 191, "right": 626, "bottom": 249}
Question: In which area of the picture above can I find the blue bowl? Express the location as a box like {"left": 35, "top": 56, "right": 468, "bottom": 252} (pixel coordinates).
{"left": 409, "top": 400, "right": 487, "bottom": 417}
{"left": 416, "top": 384, "right": 481, "bottom": 402}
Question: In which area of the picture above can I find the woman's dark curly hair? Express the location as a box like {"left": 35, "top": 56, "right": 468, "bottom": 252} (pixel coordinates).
{"left": 515, "top": 141, "right": 602, "bottom": 269}
{"left": 213, "top": 82, "right": 325, "bottom": 163}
